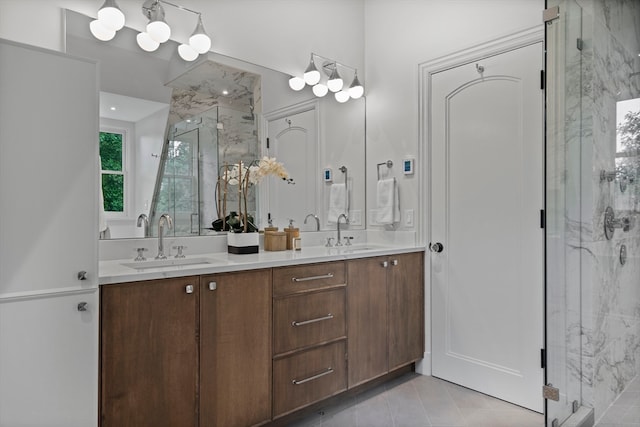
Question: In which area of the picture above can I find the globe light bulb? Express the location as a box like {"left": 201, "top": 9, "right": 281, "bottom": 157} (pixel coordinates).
{"left": 327, "top": 66, "right": 343, "bottom": 93}
{"left": 136, "top": 32, "right": 160, "bottom": 52}
{"left": 188, "top": 16, "right": 211, "bottom": 54}
{"left": 97, "top": 0, "right": 125, "bottom": 31}
{"left": 348, "top": 72, "right": 364, "bottom": 99}
{"left": 312, "top": 84, "right": 329, "bottom": 97}
{"left": 303, "top": 55, "right": 321, "bottom": 85}
{"left": 147, "top": 20, "right": 171, "bottom": 43}
{"left": 335, "top": 90, "right": 350, "bottom": 103}
{"left": 178, "top": 43, "right": 198, "bottom": 61}
{"left": 288, "top": 76, "right": 305, "bottom": 91}
{"left": 90, "top": 19, "right": 116, "bottom": 41}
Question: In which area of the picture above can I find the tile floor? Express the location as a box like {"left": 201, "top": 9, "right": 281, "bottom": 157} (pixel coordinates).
{"left": 288, "top": 372, "right": 544, "bottom": 427}
{"left": 595, "top": 376, "right": 640, "bottom": 427}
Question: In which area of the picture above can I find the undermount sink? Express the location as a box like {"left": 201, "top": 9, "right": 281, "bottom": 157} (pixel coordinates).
{"left": 121, "top": 257, "right": 220, "bottom": 270}
{"left": 339, "top": 245, "right": 383, "bottom": 252}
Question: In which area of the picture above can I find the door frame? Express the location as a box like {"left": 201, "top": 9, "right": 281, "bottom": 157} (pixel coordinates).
{"left": 417, "top": 26, "right": 544, "bottom": 376}
{"left": 262, "top": 99, "right": 321, "bottom": 227}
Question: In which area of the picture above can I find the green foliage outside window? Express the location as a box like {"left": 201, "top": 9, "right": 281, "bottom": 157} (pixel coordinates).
{"left": 100, "top": 132, "right": 124, "bottom": 212}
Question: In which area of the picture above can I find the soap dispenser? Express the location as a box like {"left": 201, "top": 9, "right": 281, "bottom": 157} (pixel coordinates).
{"left": 284, "top": 219, "right": 300, "bottom": 250}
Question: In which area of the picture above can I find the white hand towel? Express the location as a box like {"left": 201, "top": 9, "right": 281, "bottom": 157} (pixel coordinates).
{"left": 327, "top": 183, "right": 346, "bottom": 223}
{"left": 376, "top": 178, "right": 400, "bottom": 225}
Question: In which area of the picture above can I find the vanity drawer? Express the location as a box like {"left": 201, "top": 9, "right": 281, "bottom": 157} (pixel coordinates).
{"left": 274, "top": 288, "right": 346, "bottom": 355}
{"left": 273, "top": 340, "right": 347, "bottom": 418}
{"left": 273, "top": 261, "right": 346, "bottom": 296}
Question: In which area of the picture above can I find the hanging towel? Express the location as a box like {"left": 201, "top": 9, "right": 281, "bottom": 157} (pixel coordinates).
{"left": 376, "top": 178, "right": 400, "bottom": 225}
{"left": 327, "top": 183, "right": 346, "bottom": 223}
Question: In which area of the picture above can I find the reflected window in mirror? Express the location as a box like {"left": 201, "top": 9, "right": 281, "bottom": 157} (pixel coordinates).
{"left": 99, "top": 128, "right": 129, "bottom": 216}
{"left": 615, "top": 97, "right": 640, "bottom": 212}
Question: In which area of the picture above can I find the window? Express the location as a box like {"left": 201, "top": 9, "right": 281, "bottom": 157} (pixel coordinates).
{"left": 100, "top": 130, "right": 126, "bottom": 213}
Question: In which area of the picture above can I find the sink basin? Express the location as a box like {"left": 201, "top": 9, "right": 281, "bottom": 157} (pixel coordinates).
{"left": 121, "top": 257, "right": 220, "bottom": 270}
{"left": 339, "top": 245, "right": 384, "bottom": 253}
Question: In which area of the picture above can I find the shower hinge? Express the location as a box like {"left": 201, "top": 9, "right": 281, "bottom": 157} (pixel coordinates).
{"left": 543, "top": 384, "right": 560, "bottom": 401}
{"left": 266, "top": 137, "right": 270, "bottom": 149}
{"left": 541, "top": 348, "right": 546, "bottom": 368}
{"left": 543, "top": 6, "right": 560, "bottom": 23}
{"left": 540, "top": 70, "right": 545, "bottom": 90}
{"left": 577, "top": 38, "right": 583, "bottom": 51}
{"left": 540, "top": 209, "right": 545, "bottom": 229}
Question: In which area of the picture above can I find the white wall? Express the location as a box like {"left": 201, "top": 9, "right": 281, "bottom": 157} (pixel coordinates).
{"left": 0, "top": 0, "right": 364, "bottom": 78}
{"left": 364, "top": 0, "right": 544, "bottom": 237}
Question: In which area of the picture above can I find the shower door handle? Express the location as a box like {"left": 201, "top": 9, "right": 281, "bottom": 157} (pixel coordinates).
{"left": 429, "top": 242, "right": 444, "bottom": 253}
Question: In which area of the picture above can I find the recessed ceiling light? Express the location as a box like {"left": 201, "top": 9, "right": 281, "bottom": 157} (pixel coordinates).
{"left": 222, "top": 90, "right": 229, "bottom": 95}
{"left": 110, "top": 106, "right": 117, "bottom": 111}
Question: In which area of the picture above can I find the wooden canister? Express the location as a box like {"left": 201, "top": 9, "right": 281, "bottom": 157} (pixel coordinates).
{"left": 264, "top": 231, "right": 286, "bottom": 251}
{"left": 284, "top": 227, "right": 300, "bottom": 250}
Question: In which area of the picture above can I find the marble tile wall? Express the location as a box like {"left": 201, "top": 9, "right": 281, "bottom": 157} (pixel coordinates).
{"left": 576, "top": 0, "right": 640, "bottom": 420}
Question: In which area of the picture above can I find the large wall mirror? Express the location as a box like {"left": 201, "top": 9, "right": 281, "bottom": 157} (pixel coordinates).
{"left": 65, "top": 10, "right": 365, "bottom": 239}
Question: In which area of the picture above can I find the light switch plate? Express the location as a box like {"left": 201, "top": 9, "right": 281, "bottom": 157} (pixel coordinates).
{"left": 404, "top": 209, "right": 414, "bottom": 227}
{"left": 350, "top": 210, "right": 362, "bottom": 225}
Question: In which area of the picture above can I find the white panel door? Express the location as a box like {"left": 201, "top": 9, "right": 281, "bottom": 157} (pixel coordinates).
{"left": 0, "top": 40, "right": 98, "bottom": 426}
{"left": 430, "top": 42, "right": 544, "bottom": 412}
{"left": 266, "top": 109, "right": 317, "bottom": 229}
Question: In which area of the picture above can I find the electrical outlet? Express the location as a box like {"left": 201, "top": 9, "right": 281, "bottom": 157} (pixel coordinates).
{"left": 404, "top": 209, "right": 414, "bottom": 227}
{"left": 350, "top": 210, "right": 362, "bottom": 225}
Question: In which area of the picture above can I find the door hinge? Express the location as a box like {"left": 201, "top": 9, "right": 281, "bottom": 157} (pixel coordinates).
{"left": 266, "top": 137, "right": 270, "bottom": 149}
{"left": 540, "top": 70, "right": 545, "bottom": 90}
{"left": 540, "top": 209, "right": 546, "bottom": 229}
{"left": 577, "top": 38, "right": 583, "bottom": 51}
{"left": 541, "top": 348, "right": 546, "bottom": 368}
{"left": 543, "top": 384, "right": 560, "bottom": 401}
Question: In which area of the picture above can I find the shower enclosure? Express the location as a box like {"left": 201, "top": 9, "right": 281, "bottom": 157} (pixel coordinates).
{"left": 149, "top": 105, "right": 259, "bottom": 237}
{"left": 545, "top": 1, "right": 640, "bottom": 426}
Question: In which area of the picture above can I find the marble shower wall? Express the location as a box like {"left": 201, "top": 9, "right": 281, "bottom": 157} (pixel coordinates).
{"left": 577, "top": 0, "right": 640, "bottom": 419}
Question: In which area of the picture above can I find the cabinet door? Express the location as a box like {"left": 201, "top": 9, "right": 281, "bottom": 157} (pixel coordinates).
{"left": 100, "top": 277, "right": 199, "bottom": 427}
{"left": 0, "top": 291, "right": 98, "bottom": 427}
{"left": 200, "top": 270, "right": 271, "bottom": 427}
{"left": 388, "top": 252, "right": 425, "bottom": 370}
{"left": 347, "top": 257, "right": 388, "bottom": 387}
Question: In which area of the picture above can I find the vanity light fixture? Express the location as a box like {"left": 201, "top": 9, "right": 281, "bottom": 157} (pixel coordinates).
{"left": 90, "top": 0, "right": 212, "bottom": 62}
{"left": 289, "top": 53, "right": 364, "bottom": 103}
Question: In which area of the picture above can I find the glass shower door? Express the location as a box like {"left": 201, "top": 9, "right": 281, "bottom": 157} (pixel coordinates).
{"left": 545, "top": 1, "right": 583, "bottom": 426}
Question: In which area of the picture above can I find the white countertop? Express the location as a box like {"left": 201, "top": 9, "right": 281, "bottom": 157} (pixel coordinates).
{"left": 99, "top": 244, "right": 425, "bottom": 285}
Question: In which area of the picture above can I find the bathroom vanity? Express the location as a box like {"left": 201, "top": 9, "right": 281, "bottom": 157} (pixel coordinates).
{"left": 98, "top": 247, "right": 424, "bottom": 427}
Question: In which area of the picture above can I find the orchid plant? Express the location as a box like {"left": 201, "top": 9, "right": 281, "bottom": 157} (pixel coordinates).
{"left": 215, "top": 157, "right": 294, "bottom": 233}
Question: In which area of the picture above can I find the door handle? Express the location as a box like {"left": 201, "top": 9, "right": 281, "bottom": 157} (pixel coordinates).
{"left": 429, "top": 242, "right": 444, "bottom": 253}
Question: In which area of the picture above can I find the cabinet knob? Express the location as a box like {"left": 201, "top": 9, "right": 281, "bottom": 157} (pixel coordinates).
{"left": 209, "top": 282, "right": 217, "bottom": 291}
{"left": 185, "top": 285, "right": 194, "bottom": 294}
{"left": 77, "top": 271, "right": 87, "bottom": 280}
{"left": 392, "top": 259, "right": 398, "bottom": 266}
{"left": 77, "top": 302, "right": 88, "bottom": 312}
{"left": 382, "top": 261, "right": 389, "bottom": 268}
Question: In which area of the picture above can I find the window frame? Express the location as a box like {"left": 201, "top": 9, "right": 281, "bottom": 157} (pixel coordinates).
{"left": 99, "top": 124, "right": 132, "bottom": 218}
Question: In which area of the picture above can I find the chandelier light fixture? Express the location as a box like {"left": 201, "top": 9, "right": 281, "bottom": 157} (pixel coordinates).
{"left": 89, "top": 0, "right": 212, "bottom": 62}
{"left": 289, "top": 53, "right": 364, "bottom": 103}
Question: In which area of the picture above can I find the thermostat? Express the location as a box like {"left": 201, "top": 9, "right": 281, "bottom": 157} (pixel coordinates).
{"left": 403, "top": 158, "right": 414, "bottom": 175}
{"left": 323, "top": 168, "right": 333, "bottom": 182}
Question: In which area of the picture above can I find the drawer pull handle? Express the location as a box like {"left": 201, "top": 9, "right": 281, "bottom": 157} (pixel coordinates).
{"left": 292, "top": 314, "right": 334, "bottom": 327}
{"left": 292, "top": 273, "right": 334, "bottom": 282}
{"left": 292, "top": 367, "right": 334, "bottom": 385}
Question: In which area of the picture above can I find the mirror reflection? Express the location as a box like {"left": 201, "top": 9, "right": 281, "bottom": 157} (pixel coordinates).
{"left": 66, "top": 10, "right": 365, "bottom": 239}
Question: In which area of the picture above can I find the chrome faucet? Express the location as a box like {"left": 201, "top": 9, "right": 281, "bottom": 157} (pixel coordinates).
{"left": 156, "top": 214, "right": 173, "bottom": 259}
{"left": 335, "top": 213, "right": 349, "bottom": 246}
{"left": 304, "top": 213, "right": 320, "bottom": 231}
{"left": 137, "top": 213, "right": 149, "bottom": 237}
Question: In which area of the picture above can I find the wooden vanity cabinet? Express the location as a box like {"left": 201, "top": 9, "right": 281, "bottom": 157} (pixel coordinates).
{"left": 100, "top": 276, "right": 200, "bottom": 427}
{"left": 347, "top": 252, "right": 424, "bottom": 387}
{"left": 272, "top": 261, "right": 348, "bottom": 418}
{"left": 200, "top": 269, "right": 272, "bottom": 427}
